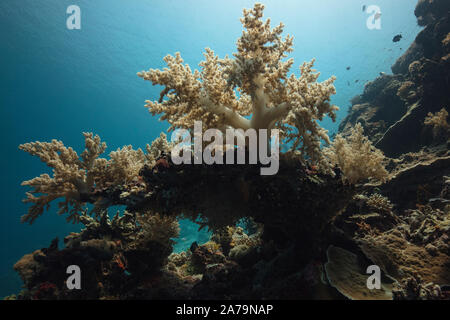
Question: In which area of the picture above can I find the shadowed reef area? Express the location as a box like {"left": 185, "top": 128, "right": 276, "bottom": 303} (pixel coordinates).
{"left": 5, "top": 0, "right": 450, "bottom": 300}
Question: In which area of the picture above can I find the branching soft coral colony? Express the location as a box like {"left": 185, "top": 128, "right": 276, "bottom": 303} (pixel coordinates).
{"left": 19, "top": 133, "right": 107, "bottom": 224}
{"left": 19, "top": 132, "right": 171, "bottom": 224}
{"left": 324, "top": 123, "right": 388, "bottom": 185}
{"left": 137, "top": 3, "right": 339, "bottom": 171}
{"left": 19, "top": 3, "right": 388, "bottom": 225}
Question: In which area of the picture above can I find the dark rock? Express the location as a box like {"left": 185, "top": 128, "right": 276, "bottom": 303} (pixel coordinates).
{"left": 392, "top": 42, "right": 424, "bottom": 74}
{"left": 415, "top": 0, "right": 450, "bottom": 27}
{"left": 340, "top": 74, "right": 407, "bottom": 145}
{"left": 381, "top": 155, "right": 450, "bottom": 210}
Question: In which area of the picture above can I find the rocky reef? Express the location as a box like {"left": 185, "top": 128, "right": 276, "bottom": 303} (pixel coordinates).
{"left": 333, "top": 0, "right": 450, "bottom": 300}
{"left": 339, "top": 0, "right": 450, "bottom": 158}
{"left": 5, "top": 1, "right": 450, "bottom": 300}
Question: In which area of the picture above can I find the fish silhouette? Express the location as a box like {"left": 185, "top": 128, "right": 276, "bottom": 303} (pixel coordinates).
{"left": 392, "top": 34, "right": 402, "bottom": 42}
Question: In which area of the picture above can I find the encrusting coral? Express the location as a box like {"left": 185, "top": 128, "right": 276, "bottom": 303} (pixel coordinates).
{"left": 138, "top": 3, "right": 339, "bottom": 171}
{"left": 324, "top": 245, "right": 395, "bottom": 300}
{"left": 135, "top": 212, "right": 180, "bottom": 248}
{"left": 392, "top": 275, "right": 444, "bottom": 300}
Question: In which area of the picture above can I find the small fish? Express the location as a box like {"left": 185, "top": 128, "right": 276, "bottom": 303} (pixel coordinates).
{"left": 355, "top": 79, "right": 359, "bottom": 83}
{"left": 362, "top": 5, "right": 366, "bottom": 12}
{"left": 346, "top": 66, "right": 351, "bottom": 70}
{"left": 392, "top": 34, "right": 402, "bottom": 42}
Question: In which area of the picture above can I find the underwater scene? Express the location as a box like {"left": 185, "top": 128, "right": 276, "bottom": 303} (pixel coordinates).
{"left": 1, "top": 0, "right": 449, "bottom": 304}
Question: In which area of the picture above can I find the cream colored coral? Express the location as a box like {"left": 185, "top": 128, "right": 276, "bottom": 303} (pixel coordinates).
{"left": 136, "top": 212, "right": 180, "bottom": 246}
{"left": 366, "top": 193, "right": 393, "bottom": 213}
{"left": 106, "top": 146, "right": 146, "bottom": 184}
{"left": 145, "top": 132, "right": 173, "bottom": 165}
{"left": 324, "top": 123, "right": 388, "bottom": 184}
{"left": 19, "top": 133, "right": 107, "bottom": 223}
{"left": 138, "top": 3, "right": 338, "bottom": 169}
{"left": 424, "top": 108, "right": 449, "bottom": 137}
{"left": 19, "top": 133, "right": 169, "bottom": 224}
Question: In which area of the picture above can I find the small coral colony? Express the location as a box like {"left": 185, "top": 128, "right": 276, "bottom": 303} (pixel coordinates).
{"left": 8, "top": 2, "right": 450, "bottom": 300}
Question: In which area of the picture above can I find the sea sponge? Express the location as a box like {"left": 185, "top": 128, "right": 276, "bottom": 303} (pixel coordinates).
{"left": 138, "top": 3, "right": 338, "bottom": 171}
{"left": 324, "top": 123, "right": 389, "bottom": 184}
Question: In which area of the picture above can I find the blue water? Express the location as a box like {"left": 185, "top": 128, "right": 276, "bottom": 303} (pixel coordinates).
{"left": 0, "top": 0, "right": 420, "bottom": 296}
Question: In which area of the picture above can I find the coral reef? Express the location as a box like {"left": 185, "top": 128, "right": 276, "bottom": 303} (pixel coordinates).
{"left": 414, "top": 0, "right": 450, "bottom": 27}
{"left": 12, "top": 209, "right": 182, "bottom": 300}
{"left": 17, "top": 5, "right": 387, "bottom": 241}
{"left": 359, "top": 230, "right": 449, "bottom": 285}
{"left": 329, "top": 0, "right": 450, "bottom": 300}
{"left": 340, "top": 0, "right": 450, "bottom": 158}
{"left": 392, "top": 275, "right": 444, "bottom": 300}
{"left": 339, "top": 74, "right": 407, "bottom": 145}
{"left": 7, "top": 1, "right": 450, "bottom": 300}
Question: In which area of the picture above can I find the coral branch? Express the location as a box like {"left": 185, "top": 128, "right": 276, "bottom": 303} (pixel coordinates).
{"left": 138, "top": 3, "right": 338, "bottom": 168}
{"left": 19, "top": 133, "right": 172, "bottom": 224}
{"left": 19, "top": 134, "right": 106, "bottom": 223}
